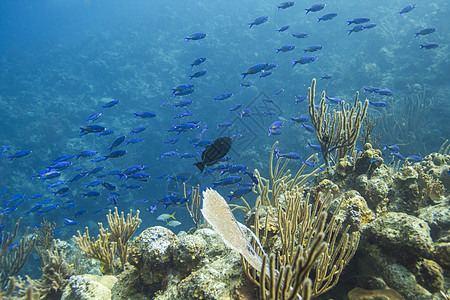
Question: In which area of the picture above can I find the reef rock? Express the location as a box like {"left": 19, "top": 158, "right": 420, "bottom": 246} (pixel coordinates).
{"left": 363, "top": 212, "right": 434, "bottom": 262}
{"left": 348, "top": 287, "right": 404, "bottom": 300}
{"left": 62, "top": 274, "right": 117, "bottom": 300}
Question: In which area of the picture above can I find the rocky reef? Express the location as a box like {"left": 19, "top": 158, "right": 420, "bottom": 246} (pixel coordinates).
{"left": 27, "top": 145, "right": 448, "bottom": 300}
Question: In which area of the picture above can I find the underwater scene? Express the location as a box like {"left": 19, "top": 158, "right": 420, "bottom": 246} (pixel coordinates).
{"left": 0, "top": 0, "right": 449, "bottom": 299}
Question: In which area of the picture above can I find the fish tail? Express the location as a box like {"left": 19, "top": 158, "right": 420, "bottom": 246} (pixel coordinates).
{"left": 317, "top": 18, "right": 321, "bottom": 22}
{"left": 194, "top": 161, "right": 205, "bottom": 172}
{"left": 241, "top": 73, "right": 247, "bottom": 79}
{"left": 419, "top": 45, "right": 424, "bottom": 49}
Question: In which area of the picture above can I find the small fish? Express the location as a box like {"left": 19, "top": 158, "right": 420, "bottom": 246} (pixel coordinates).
{"left": 364, "top": 23, "right": 377, "bottom": 29}
{"left": 8, "top": 150, "right": 31, "bottom": 160}
{"left": 373, "top": 89, "right": 393, "bottom": 96}
{"left": 305, "top": 4, "right": 325, "bottom": 14}
{"left": 48, "top": 161, "right": 72, "bottom": 170}
{"left": 420, "top": 43, "right": 439, "bottom": 49}
{"left": 85, "top": 180, "right": 102, "bottom": 188}
{"left": 291, "top": 116, "right": 309, "bottom": 123}
{"left": 303, "top": 45, "right": 322, "bottom": 53}
{"left": 301, "top": 123, "right": 315, "bottom": 133}
{"left": 148, "top": 205, "right": 157, "bottom": 213}
{"left": 107, "top": 150, "right": 127, "bottom": 159}
{"left": 277, "top": 152, "right": 301, "bottom": 160}
{"left": 399, "top": 4, "right": 416, "bottom": 15}
{"left": 321, "top": 75, "right": 333, "bottom": 80}
{"left": 307, "top": 142, "right": 321, "bottom": 152}
{"left": 248, "top": 16, "right": 269, "bottom": 28}
{"left": 166, "top": 220, "right": 181, "bottom": 227}
{"left": 325, "top": 96, "right": 343, "bottom": 104}
{"left": 157, "top": 212, "right": 176, "bottom": 221}
{"left": 191, "top": 57, "right": 206, "bottom": 68}
{"left": 1, "top": 146, "right": 9, "bottom": 156}
{"left": 276, "top": 45, "right": 295, "bottom": 53}
{"left": 174, "top": 100, "right": 192, "bottom": 108}
{"left": 76, "top": 150, "right": 98, "bottom": 159}
{"left": 82, "top": 191, "right": 100, "bottom": 198}
{"left": 261, "top": 111, "right": 277, "bottom": 116}
{"left": 260, "top": 71, "right": 272, "bottom": 78}
{"left": 348, "top": 25, "right": 365, "bottom": 35}
{"left": 406, "top": 155, "right": 423, "bottom": 162}
{"left": 185, "top": 32, "right": 206, "bottom": 41}
{"left": 74, "top": 209, "right": 88, "bottom": 217}
{"left": 415, "top": 28, "right": 435, "bottom": 37}
{"left": 292, "top": 32, "right": 309, "bottom": 38}
{"left": 347, "top": 17, "right": 370, "bottom": 25}
{"left": 85, "top": 112, "right": 102, "bottom": 123}
{"left": 54, "top": 187, "right": 69, "bottom": 196}
{"left": 240, "top": 82, "right": 253, "bottom": 87}
{"left": 90, "top": 156, "right": 108, "bottom": 163}
{"left": 273, "top": 89, "right": 284, "bottom": 96}
{"left": 26, "top": 204, "right": 43, "bottom": 216}
{"left": 218, "top": 122, "right": 233, "bottom": 129}
{"left": 364, "top": 87, "right": 381, "bottom": 93}
{"left": 277, "top": 25, "right": 290, "bottom": 32}
{"left": 241, "top": 63, "right": 268, "bottom": 78}
{"left": 80, "top": 125, "right": 105, "bottom": 136}
{"left": 102, "top": 100, "right": 119, "bottom": 109}
{"left": 27, "top": 194, "right": 43, "bottom": 201}
{"left": 268, "top": 129, "right": 282, "bottom": 136}
{"left": 130, "top": 127, "right": 146, "bottom": 135}
{"left": 292, "top": 56, "right": 318, "bottom": 66}
{"left": 68, "top": 172, "right": 88, "bottom": 184}
{"left": 126, "top": 138, "right": 144, "bottom": 145}
{"left": 102, "top": 182, "right": 116, "bottom": 191}
{"left": 383, "top": 145, "right": 400, "bottom": 152}
{"left": 157, "top": 196, "right": 187, "bottom": 208}
{"left": 295, "top": 95, "right": 307, "bottom": 104}
{"left": 318, "top": 13, "right": 337, "bottom": 22}
{"left": 161, "top": 151, "right": 178, "bottom": 158}
{"left": 229, "top": 104, "right": 243, "bottom": 114}
{"left": 227, "top": 187, "right": 253, "bottom": 201}
{"left": 133, "top": 199, "right": 148, "bottom": 204}
{"left": 98, "top": 130, "right": 114, "bottom": 137}
{"left": 193, "top": 140, "right": 214, "bottom": 148}
{"left": 189, "top": 70, "right": 207, "bottom": 79}
{"left": 64, "top": 218, "right": 79, "bottom": 226}
{"left": 134, "top": 112, "right": 156, "bottom": 118}
{"left": 214, "top": 93, "right": 233, "bottom": 101}
{"left": 391, "top": 152, "right": 406, "bottom": 160}
{"left": 277, "top": 2, "right": 294, "bottom": 10}
{"left": 369, "top": 101, "right": 388, "bottom": 107}
{"left": 165, "top": 138, "right": 179, "bottom": 145}
{"left": 302, "top": 160, "right": 316, "bottom": 167}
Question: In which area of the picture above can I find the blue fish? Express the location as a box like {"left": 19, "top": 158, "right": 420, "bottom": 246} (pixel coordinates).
{"left": 227, "top": 188, "right": 253, "bottom": 201}
{"left": 185, "top": 32, "right": 206, "bottom": 41}
{"left": 369, "top": 101, "right": 388, "bottom": 107}
{"left": 214, "top": 93, "right": 233, "bottom": 101}
{"left": 276, "top": 45, "right": 295, "bottom": 53}
{"left": 420, "top": 43, "right": 439, "bottom": 49}
{"left": 191, "top": 57, "right": 206, "bottom": 68}
{"left": 134, "top": 112, "right": 156, "bottom": 118}
{"left": 347, "top": 17, "right": 370, "bottom": 25}
{"left": 348, "top": 25, "right": 365, "bottom": 35}
{"left": 241, "top": 63, "right": 268, "bottom": 78}
{"left": 212, "top": 176, "right": 242, "bottom": 188}
{"left": 161, "top": 151, "right": 178, "bottom": 158}
{"left": 8, "top": 150, "right": 31, "bottom": 160}
{"left": 292, "top": 32, "right": 309, "bottom": 38}
{"left": 305, "top": 4, "right": 325, "bottom": 14}
{"left": 26, "top": 204, "right": 43, "bottom": 216}
{"left": 74, "top": 209, "right": 88, "bottom": 217}
{"left": 174, "top": 100, "right": 192, "bottom": 108}
{"left": 277, "top": 25, "right": 290, "bottom": 32}
{"left": 85, "top": 112, "right": 102, "bottom": 123}
{"left": 291, "top": 116, "right": 309, "bottom": 123}
{"left": 373, "top": 89, "right": 394, "bottom": 96}
{"left": 189, "top": 70, "right": 207, "bottom": 79}
{"left": 278, "top": 2, "right": 294, "bottom": 10}
{"left": 304, "top": 45, "right": 322, "bottom": 53}
{"left": 130, "top": 127, "right": 146, "bottom": 135}
{"left": 80, "top": 125, "right": 105, "bottom": 135}
{"left": 407, "top": 155, "right": 423, "bottom": 162}
{"left": 102, "top": 100, "right": 119, "bottom": 109}
{"left": 292, "top": 56, "right": 317, "bottom": 66}
{"left": 91, "top": 156, "right": 108, "bottom": 163}
{"left": 98, "top": 130, "right": 114, "bottom": 137}
{"left": 383, "top": 145, "right": 400, "bottom": 153}
{"left": 318, "top": 13, "right": 337, "bottom": 22}
{"left": 107, "top": 150, "right": 127, "bottom": 159}
{"left": 307, "top": 142, "right": 321, "bottom": 152}
{"left": 1, "top": 146, "right": 9, "bottom": 156}
{"left": 108, "top": 136, "right": 125, "bottom": 152}
{"left": 64, "top": 218, "right": 79, "bottom": 226}
{"left": 414, "top": 28, "right": 435, "bottom": 37}
{"left": 248, "top": 16, "right": 269, "bottom": 28}
{"left": 82, "top": 191, "right": 100, "bottom": 198}
{"left": 77, "top": 150, "right": 98, "bottom": 159}
{"left": 399, "top": 4, "right": 416, "bottom": 14}
{"left": 126, "top": 138, "right": 144, "bottom": 145}
{"left": 277, "top": 152, "right": 301, "bottom": 160}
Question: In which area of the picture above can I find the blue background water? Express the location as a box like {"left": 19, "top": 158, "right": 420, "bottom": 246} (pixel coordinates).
{"left": 0, "top": 0, "right": 449, "bottom": 278}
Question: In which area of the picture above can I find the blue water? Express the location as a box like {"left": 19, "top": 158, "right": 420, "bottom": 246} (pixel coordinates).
{"left": 0, "top": 0, "right": 449, "bottom": 277}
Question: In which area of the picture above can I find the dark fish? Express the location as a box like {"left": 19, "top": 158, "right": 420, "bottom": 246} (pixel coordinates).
{"left": 134, "top": 112, "right": 156, "bottom": 118}
{"left": 304, "top": 45, "right": 322, "bottom": 52}
{"left": 305, "top": 4, "right": 325, "bottom": 14}
{"left": 8, "top": 150, "right": 31, "bottom": 160}
{"left": 369, "top": 101, "right": 388, "bottom": 107}
{"left": 399, "top": 4, "right": 416, "bottom": 15}
{"left": 108, "top": 136, "right": 125, "bottom": 152}
{"left": 364, "top": 23, "right": 377, "bottom": 29}
{"left": 82, "top": 191, "right": 100, "bottom": 198}
{"left": 277, "top": 25, "right": 290, "bottom": 32}
{"left": 292, "top": 32, "right": 309, "bottom": 38}
{"left": 189, "top": 70, "right": 207, "bottom": 79}
{"left": 415, "top": 28, "right": 436, "bottom": 37}
{"left": 86, "top": 112, "right": 102, "bottom": 123}
{"left": 278, "top": 1, "right": 294, "bottom": 10}
{"left": 194, "top": 137, "right": 232, "bottom": 172}
{"left": 276, "top": 45, "right": 295, "bottom": 53}
{"left": 107, "top": 150, "right": 127, "bottom": 159}
{"left": 191, "top": 57, "right": 206, "bottom": 68}
{"left": 347, "top": 17, "right": 370, "bottom": 25}
{"left": 348, "top": 25, "right": 365, "bottom": 35}
{"left": 420, "top": 43, "right": 439, "bottom": 49}
{"left": 80, "top": 125, "right": 105, "bottom": 135}
{"left": 102, "top": 100, "right": 119, "bottom": 109}
{"left": 212, "top": 176, "right": 242, "bottom": 188}
{"left": 292, "top": 56, "right": 317, "bottom": 66}
{"left": 185, "top": 33, "right": 206, "bottom": 41}
{"left": 318, "top": 13, "right": 337, "bottom": 22}
{"left": 77, "top": 150, "right": 98, "bottom": 159}
{"left": 321, "top": 75, "right": 333, "bottom": 80}
{"left": 248, "top": 16, "right": 269, "bottom": 28}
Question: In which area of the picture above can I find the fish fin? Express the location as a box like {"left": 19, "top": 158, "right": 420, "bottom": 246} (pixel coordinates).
{"left": 194, "top": 162, "right": 205, "bottom": 172}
